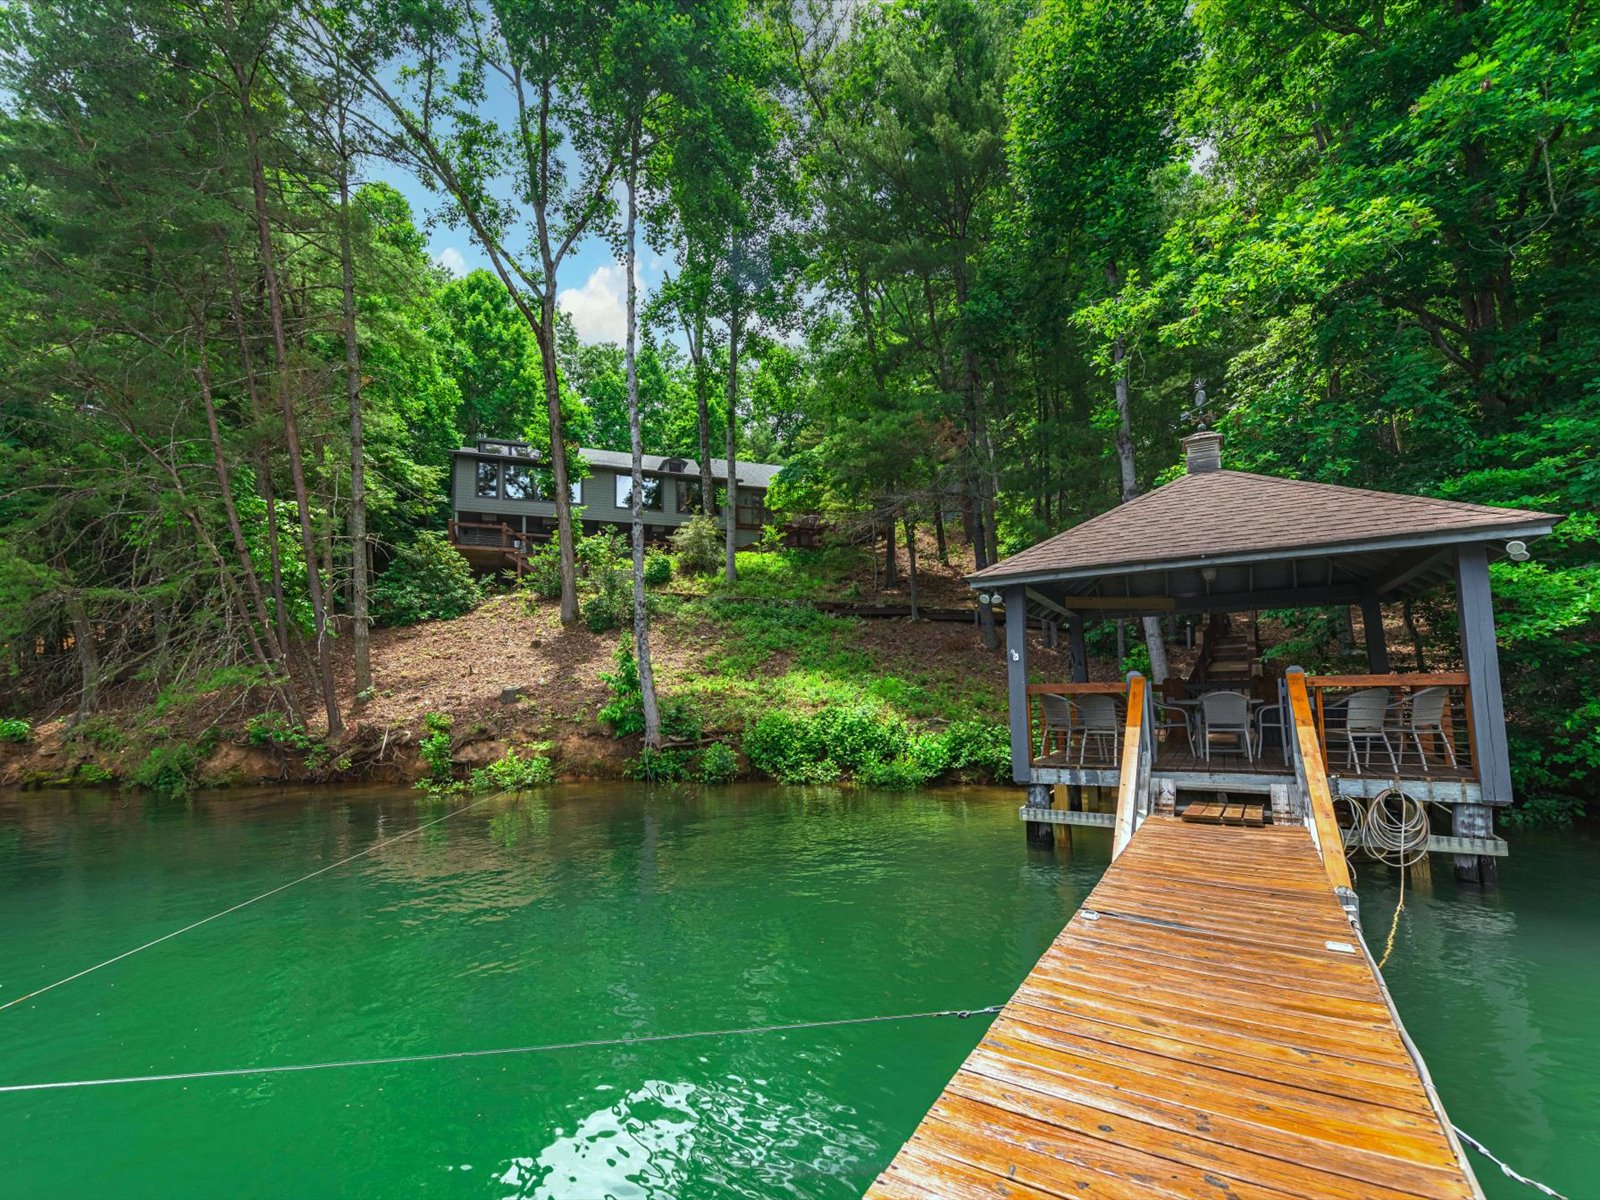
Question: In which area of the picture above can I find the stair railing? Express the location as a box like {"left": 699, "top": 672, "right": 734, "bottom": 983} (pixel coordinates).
{"left": 1286, "top": 667, "right": 1358, "bottom": 916}
{"left": 1112, "top": 672, "right": 1154, "bottom": 859}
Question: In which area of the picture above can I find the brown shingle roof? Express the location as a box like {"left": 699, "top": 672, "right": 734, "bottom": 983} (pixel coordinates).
{"left": 970, "top": 470, "right": 1561, "bottom": 584}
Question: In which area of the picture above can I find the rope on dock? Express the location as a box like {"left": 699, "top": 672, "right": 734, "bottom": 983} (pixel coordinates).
{"left": 0, "top": 791, "right": 508, "bottom": 1015}
{"left": 0, "top": 1005, "right": 1004, "bottom": 1094}
{"left": 1453, "top": 1126, "right": 1569, "bottom": 1199}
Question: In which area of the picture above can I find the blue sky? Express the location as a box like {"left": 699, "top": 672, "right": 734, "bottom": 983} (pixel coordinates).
{"left": 362, "top": 146, "right": 672, "bottom": 347}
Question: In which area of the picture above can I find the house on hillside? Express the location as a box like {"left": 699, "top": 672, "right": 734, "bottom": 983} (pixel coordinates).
{"left": 446, "top": 437, "right": 786, "bottom": 568}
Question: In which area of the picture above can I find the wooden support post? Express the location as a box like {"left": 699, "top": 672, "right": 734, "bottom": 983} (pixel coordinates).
{"left": 1025, "top": 781, "right": 1054, "bottom": 845}
{"left": 1005, "top": 585, "right": 1031, "bottom": 785}
{"left": 1456, "top": 545, "right": 1511, "bottom": 800}
{"left": 1360, "top": 594, "right": 1390, "bottom": 674}
{"left": 1451, "top": 803, "right": 1498, "bottom": 889}
{"left": 1067, "top": 612, "right": 1088, "bottom": 683}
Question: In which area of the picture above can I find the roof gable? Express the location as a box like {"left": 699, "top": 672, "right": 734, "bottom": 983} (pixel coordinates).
{"left": 971, "top": 470, "right": 1561, "bottom": 584}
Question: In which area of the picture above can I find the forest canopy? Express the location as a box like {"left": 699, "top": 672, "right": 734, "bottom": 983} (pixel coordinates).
{"left": 1, "top": 0, "right": 1595, "bottom": 811}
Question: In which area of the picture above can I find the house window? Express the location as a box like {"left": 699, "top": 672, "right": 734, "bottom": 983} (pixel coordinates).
{"left": 503, "top": 465, "right": 533, "bottom": 500}
{"left": 615, "top": 474, "right": 662, "bottom": 511}
{"left": 475, "top": 461, "right": 500, "bottom": 498}
{"left": 571, "top": 479, "right": 583, "bottom": 505}
{"left": 675, "top": 480, "right": 716, "bottom": 514}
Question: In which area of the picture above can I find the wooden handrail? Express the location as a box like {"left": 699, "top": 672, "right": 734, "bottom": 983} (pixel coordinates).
{"left": 1305, "top": 672, "right": 1469, "bottom": 687}
{"left": 1112, "top": 675, "right": 1147, "bottom": 859}
{"left": 1025, "top": 682, "right": 1127, "bottom": 695}
{"left": 1287, "top": 671, "right": 1355, "bottom": 895}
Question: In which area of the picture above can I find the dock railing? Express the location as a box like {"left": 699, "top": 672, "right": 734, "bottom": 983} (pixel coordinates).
{"left": 1287, "top": 668, "right": 1357, "bottom": 909}
{"left": 1023, "top": 681, "right": 1126, "bottom": 766}
{"left": 1111, "top": 673, "right": 1153, "bottom": 858}
{"left": 1304, "top": 672, "right": 1475, "bottom": 781}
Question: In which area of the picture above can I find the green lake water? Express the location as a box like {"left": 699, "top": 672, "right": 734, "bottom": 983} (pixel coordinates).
{"left": 0, "top": 784, "right": 1593, "bottom": 1199}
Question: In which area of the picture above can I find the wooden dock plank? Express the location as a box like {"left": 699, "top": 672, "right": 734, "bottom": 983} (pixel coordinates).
{"left": 864, "top": 818, "right": 1478, "bottom": 1200}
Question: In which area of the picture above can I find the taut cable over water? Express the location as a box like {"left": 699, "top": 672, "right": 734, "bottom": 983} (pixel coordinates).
{"left": 0, "top": 792, "right": 505, "bottom": 1014}
{"left": 0, "top": 1006, "right": 1004, "bottom": 1094}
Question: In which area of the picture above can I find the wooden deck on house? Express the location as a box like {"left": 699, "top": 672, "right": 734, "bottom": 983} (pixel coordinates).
{"left": 865, "top": 817, "right": 1479, "bottom": 1200}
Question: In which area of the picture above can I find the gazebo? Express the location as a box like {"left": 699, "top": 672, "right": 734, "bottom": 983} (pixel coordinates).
{"left": 969, "top": 431, "right": 1562, "bottom": 885}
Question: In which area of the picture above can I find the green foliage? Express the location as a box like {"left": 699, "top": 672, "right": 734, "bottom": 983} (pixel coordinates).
{"left": 697, "top": 741, "right": 738, "bottom": 784}
{"left": 624, "top": 746, "right": 692, "bottom": 783}
{"left": 741, "top": 705, "right": 1009, "bottom": 789}
{"left": 417, "top": 712, "right": 454, "bottom": 785}
{"left": 130, "top": 741, "right": 201, "bottom": 798}
{"left": 372, "top": 533, "right": 482, "bottom": 627}
{"left": 243, "top": 712, "right": 318, "bottom": 753}
{"left": 0, "top": 718, "right": 30, "bottom": 744}
{"left": 669, "top": 513, "right": 724, "bottom": 577}
{"left": 74, "top": 762, "right": 115, "bottom": 785}
{"left": 644, "top": 550, "right": 673, "bottom": 588}
{"left": 470, "top": 745, "right": 556, "bottom": 793}
{"left": 598, "top": 641, "right": 646, "bottom": 737}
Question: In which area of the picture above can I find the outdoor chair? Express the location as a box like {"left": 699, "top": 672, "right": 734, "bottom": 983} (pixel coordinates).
{"left": 1038, "top": 694, "right": 1074, "bottom": 762}
{"left": 1255, "top": 699, "right": 1290, "bottom": 765}
{"left": 1073, "top": 694, "right": 1121, "bottom": 765}
{"left": 1343, "top": 688, "right": 1401, "bottom": 775}
{"left": 1154, "top": 701, "right": 1196, "bottom": 757}
{"left": 1199, "top": 691, "right": 1254, "bottom": 762}
{"left": 1398, "top": 686, "right": 1458, "bottom": 770}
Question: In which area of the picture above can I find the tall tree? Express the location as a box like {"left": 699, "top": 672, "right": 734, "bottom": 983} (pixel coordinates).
{"left": 1007, "top": 0, "right": 1195, "bottom": 682}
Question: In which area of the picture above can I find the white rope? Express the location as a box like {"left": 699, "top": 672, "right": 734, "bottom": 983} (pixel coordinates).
{"left": 1360, "top": 787, "right": 1431, "bottom": 868}
{"left": 0, "top": 792, "right": 505, "bottom": 1014}
{"left": 0, "top": 1005, "right": 1004, "bottom": 1094}
{"left": 1454, "top": 1126, "right": 1569, "bottom": 1199}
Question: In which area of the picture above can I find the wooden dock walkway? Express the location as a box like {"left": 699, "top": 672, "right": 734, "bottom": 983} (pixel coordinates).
{"left": 866, "top": 818, "right": 1480, "bottom": 1199}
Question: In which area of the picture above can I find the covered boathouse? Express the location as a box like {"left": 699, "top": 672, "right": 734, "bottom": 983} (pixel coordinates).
{"left": 970, "top": 430, "right": 1562, "bottom": 884}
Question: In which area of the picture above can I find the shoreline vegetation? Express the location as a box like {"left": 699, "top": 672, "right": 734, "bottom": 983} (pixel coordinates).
{"left": 0, "top": 541, "right": 1060, "bottom": 797}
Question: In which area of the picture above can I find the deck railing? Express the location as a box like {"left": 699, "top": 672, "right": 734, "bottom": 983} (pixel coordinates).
{"left": 1286, "top": 670, "right": 1356, "bottom": 901}
{"left": 1304, "top": 672, "right": 1475, "bottom": 781}
{"left": 1112, "top": 674, "right": 1153, "bottom": 858}
{"left": 1024, "top": 681, "right": 1127, "bottom": 766}
{"left": 448, "top": 520, "right": 529, "bottom": 552}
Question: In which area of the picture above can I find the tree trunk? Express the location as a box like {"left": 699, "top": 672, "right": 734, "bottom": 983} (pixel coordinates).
{"left": 623, "top": 136, "right": 661, "bottom": 747}
{"left": 933, "top": 502, "right": 948, "bottom": 565}
{"left": 904, "top": 516, "right": 919, "bottom": 621}
{"left": 336, "top": 115, "right": 371, "bottom": 696}
{"left": 1402, "top": 598, "right": 1427, "bottom": 671}
{"left": 724, "top": 297, "right": 741, "bottom": 584}
{"left": 537, "top": 303, "right": 580, "bottom": 625}
{"left": 884, "top": 510, "right": 900, "bottom": 589}
{"left": 64, "top": 590, "right": 99, "bottom": 725}
{"left": 692, "top": 321, "right": 715, "bottom": 517}
{"left": 233, "top": 54, "right": 342, "bottom": 737}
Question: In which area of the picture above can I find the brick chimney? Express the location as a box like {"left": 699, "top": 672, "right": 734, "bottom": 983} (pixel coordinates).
{"left": 1182, "top": 430, "right": 1223, "bottom": 474}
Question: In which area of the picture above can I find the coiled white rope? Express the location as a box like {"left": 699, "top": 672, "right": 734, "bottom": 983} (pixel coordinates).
{"left": 0, "top": 791, "right": 506, "bottom": 1014}
{"left": 0, "top": 1005, "right": 1004, "bottom": 1094}
{"left": 1360, "top": 788, "right": 1432, "bottom": 868}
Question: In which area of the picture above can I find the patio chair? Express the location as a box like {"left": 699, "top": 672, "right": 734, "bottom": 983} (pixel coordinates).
{"left": 1199, "top": 691, "right": 1254, "bottom": 762}
{"left": 1037, "top": 694, "right": 1073, "bottom": 762}
{"left": 1074, "top": 694, "right": 1121, "bottom": 765}
{"left": 1398, "top": 686, "right": 1458, "bottom": 770}
{"left": 1344, "top": 688, "right": 1401, "bottom": 775}
{"left": 1255, "top": 699, "right": 1290, "bottom": 766}
{"left": 1154, "top": 701, "right": 1196, "bottom": 757}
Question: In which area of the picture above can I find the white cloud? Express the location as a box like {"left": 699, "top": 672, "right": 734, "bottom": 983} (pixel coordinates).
{"left": 434, "top": 247, "right": 468, "bottom": 277}
{"left": 557, "top": 262, "right": 638, "bottom": 344}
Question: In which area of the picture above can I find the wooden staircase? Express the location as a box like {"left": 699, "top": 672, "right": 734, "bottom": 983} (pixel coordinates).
{"left": 1189, "top": 612, "right": 1261, "bottom": 685}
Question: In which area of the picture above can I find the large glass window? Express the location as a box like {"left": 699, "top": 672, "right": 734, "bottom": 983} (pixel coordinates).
{"left": 615, "top": 474, "right": 662, "bottom": 511}
{"left": 675, "top": 480, "right": 716, "bottom": 514}
{"left": 502, "top": 465, "right": 533, "bottom": 500}
{"left": 475, "top": 461, "right": 499, "bottom": 499}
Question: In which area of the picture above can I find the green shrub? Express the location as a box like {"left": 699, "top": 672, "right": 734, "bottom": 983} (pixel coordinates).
{"left": 598, "top": 641, "right": 645, "bottom": 736}
{"left": 371, "top": 532, "right": 482, "bottom": 627}
{"left": 417, "top": 711, "right": 454, "bottom": 784}
{"left": 0, "top": 718, "right": 29, "bottom": 744}
{"left": 624, "top": 746, "right": 692, "bottom": 783}
{"left": 520, "top": 540, "right": 564, "bottom": 603}
{"left": 470, "top": 746, "right": 555, "bottom": 793}
{"left": 130, "top": 742, "right": 200, "bottom": 797}
{"left": 670, "top": 513, "right": 723, "bottom": 577}
{"left": 74, "top": 762, "right": 115, "bottom": 785}
{"left": 812, "top": 705, "right": 903, "bottom": 774}
{"left": 742, "top": 711, "right": 829, "bottom": 783}
{"left": 698, "top": 741, "right": 738, "bottom": 784}
{"left": 940, "top": 721, "right": 1012, "bottom": 782}
{"left": 644, "top": 550, "right": 673, "bottom": 588}
{"left": 243, "top": 711, "right": 317, "bottom": 753}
